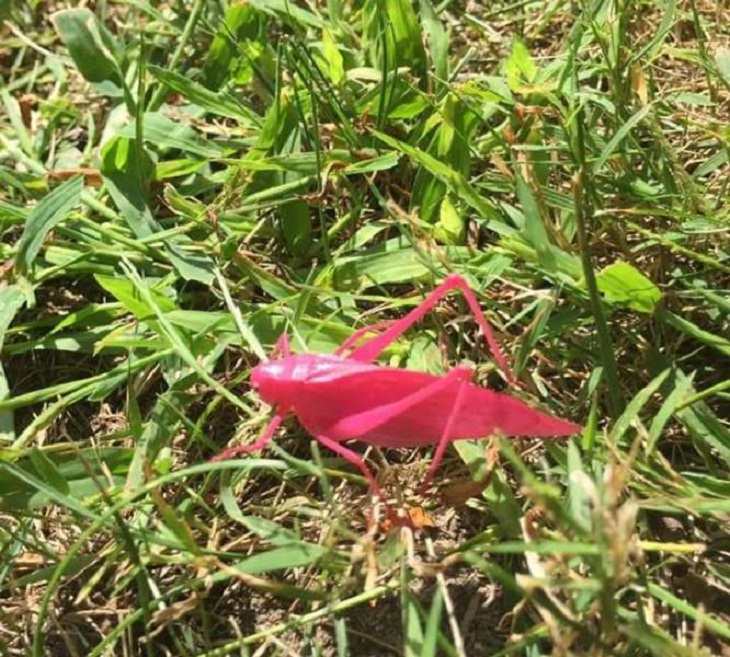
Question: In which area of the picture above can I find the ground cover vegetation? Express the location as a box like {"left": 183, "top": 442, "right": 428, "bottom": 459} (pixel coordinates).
{"left": 0, "top": 0, "right": 729, "bottom": 655}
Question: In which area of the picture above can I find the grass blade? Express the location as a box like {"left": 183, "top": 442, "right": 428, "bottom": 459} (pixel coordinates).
{"left": 15, "top": 176, "right": 83, "bottom": 277}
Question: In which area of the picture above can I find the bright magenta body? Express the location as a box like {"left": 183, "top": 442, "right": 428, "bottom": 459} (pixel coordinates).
{"left": 251, "top": 354, "right": 579, "bottom": 447}
{"left": 214, "top": 274, "right": 580, "bottom": 498}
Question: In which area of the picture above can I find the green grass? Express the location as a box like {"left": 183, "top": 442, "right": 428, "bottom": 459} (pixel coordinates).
{"left": 1, "top": 1, "right": 729, "bottom": 655}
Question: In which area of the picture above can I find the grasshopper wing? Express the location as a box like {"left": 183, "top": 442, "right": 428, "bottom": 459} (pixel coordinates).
{"left": 292, "top": 365, "right": 579, "bottom": 448}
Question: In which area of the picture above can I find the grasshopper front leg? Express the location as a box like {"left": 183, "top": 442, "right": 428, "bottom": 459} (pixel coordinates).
{"left": 210, "top": 411, "right": 286, "bottom": 462}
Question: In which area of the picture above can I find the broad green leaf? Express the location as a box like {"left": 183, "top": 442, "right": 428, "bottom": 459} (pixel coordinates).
{"left": 462, "top": 553, "right": 523, "bottom": 596}
{"left": 15, "top": 176, "right": 83, "bottom": 276}
{"left": 125, "top": 388, "right": 188, "bottom": 490}
{"left": 101, "top": 136, "right": 214, "bottom": 284}
{"left": 515, "top": 173, "right": 557, "bottom": 272}
{"left": 231, "top": 152, "right": 325, "bottom": 174}
{"left": 95, "top": 274, "right": 176, "bottom": 321}
{"left": 693, "top": 150, "right": 728, "bottom": 178}
{"left": 0, "top": 199, "right": 27, "bottom": 224}
{"left": 234, "top": 253, "right": 297, "bottom": 301}
{"left": 476, "top": 541, "right": 601, "bottom": 555}
{"left": 675, "top": 370, "right": 730, "bottom": 468}
{"left": 48, "top": 302, "right": 123, "bottom": 335}
{"left": 156, "top": 158, "right": 206, "bottom": 180}
{"left": 567, "top": 440, "right": 592, "bottom": 531}
{"left": 11, "top": 555, "right": 97, "bottom": 589}
{"left": 411, "top": 95, "right": 478, "bottom": 223}
{"left": 0, "top": 287, "right": 24, "bottom": 337}
{"left": 647, "top": 582, "right": 730, "bottom": 641}
{"left": 52, "top": 9, "right": 122, "bottom": 86}
{"left": 500, "top": 234, "right": 581, "bottom": 280}
{"left": 403, "top": 591, "right": 424, "bottom": 657}
{"left": 243, "top": 516, "right": 304, "bottom": 546}
{"left": 120, "top": 262, "right": 252, "bottom": 421}
{"left": 165, "top": 310, "right": 236, "bottom": 335}
{"left": 165, "top": 243, "right": 215, "bottom": 286}
{"left": 0, "top": 460, "right": 99, "bottom": 518}
{"left": 333, "top": 245, "right": 429, "bottom": 287}
{"left": 1, "top": 89, "right": 33, "bottom": 155}
{"left": 119, "top": 112, "right": 225, "bottom": 158}
{"left": 505, "top": 39, "right": 537, "bottom": 92}
{"left": 611, "top": 368, "right": 671, "bottom": 443}
{"left": 244, "top": 93, "right": 313, "bottom": 258}
{"left": 683, "top": 472, "right": 730, "bottom": 497}
{"left": 485, "top": 471, "right": 522, "bottom": 538}
{"left": 660, "top": 310, "right": 730, "bottom": 357}
{"left": 247, "top": 0, "right": 323, "bottom": 28}
{"left": 231, "top": 543, "right": 327, "bottom": 575}
{"left": 634, "top": 0, "right": 676, "bottom": 63}
{"left": 513, "top": 296, "right": 554, "bottom": 376}
{"left": 4, "top": 328, "right": 123, "bottom": 356}
{"left": 454, "top": 440, "right": 487, "bottom": 481}
{"left": 29, "top": 449, "right": 69, "bottom": 495}
{"left": 151, "top": 487, "right": 200, "bottom": 554}
{"left": 343, "top": 151, "right": 400, "bottom": 175}
{"left": 202, "top": 3, "right": 262, "bottom": 90}
{"left": 418, "top": 0, "right": 448, "bottom": 85}
{"left": 388, "top": 0, "right": 427, "bottom": 78}
{"left": 374, "top": 130, "right": 501, "bottom": 223}
{"left": 433, "top": 195, "right": 465, "bottom": 245}
{"left": 279, "top": 201, "right": 312, "bottom": 257}
{"left": 362, "top": 0, "right": 427, "bottom": 80}
{"left": 322, "top": 29, "right": 345, "bottom": 85}
{"left": 421, "top": 586, "right": 444, "bottom": 657}
{"left": 596, "top": 261, "right": 662, "bottom": 313}
{"left": 100, "top": 136, "right": 157, "bottom": 238}
{"left": 221, "top": 488, "right": 302, "bottom": 545}
{"left": 0, "top": 448, "right": 131, "bottom": 512}
{"left": 148, "top": 66, "right": 260, "bottom": 123}
{"left": 672, "top": 92, "right": 713, "bottom": 106}
{"left": 715, "top": 47, "right": 730, "bottom": 86}
{"left": 453, "top": 440, "right": 521, "bottom": 536}
{"left": 0, "top": 350, "right": 168, "bottom": 413}
{"left": 623, "top": 620, "right": 708, "bottom": 657}
{"left": 594, "top": 104, "right": 652, "bottom": 171}
{"left": 646, "top": 374, "right": 693, "bottom": 455}
{"left": 387, "top": 92, "right": 430, "bottom": 119}
{"left": 334, "top": 617, "right": 349, "bottom": 657}
{"left": 405, "top": 335, "right": 442, "bottom": 374}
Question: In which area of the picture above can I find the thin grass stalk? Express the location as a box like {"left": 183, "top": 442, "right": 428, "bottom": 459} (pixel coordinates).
{"left": 572, "top": 106, "right": 623, "bottom": 417}
{"left": 148, "top": 0, "right": 206, "bottom": 110}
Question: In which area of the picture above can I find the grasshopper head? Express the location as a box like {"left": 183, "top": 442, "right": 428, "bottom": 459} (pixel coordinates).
{"left": 250, "top": 357, "right": 305, "bottom": 407}
{"left": 251, "top": 360, "right": 285, "bottom": 406}
{"left": 251, "top": 354, "right": 347, "bottom": 407}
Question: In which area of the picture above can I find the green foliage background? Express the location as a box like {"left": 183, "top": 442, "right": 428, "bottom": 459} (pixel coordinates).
{"left": 0, "top": 0, "right": 728, "bottom": 655}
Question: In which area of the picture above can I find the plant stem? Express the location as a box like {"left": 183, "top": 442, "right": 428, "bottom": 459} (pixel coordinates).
{"left": 148, "top": 0, "right": 206, "bottom": 110}
{"left": 572, "top": 107, "right": 623, "bottom": 417}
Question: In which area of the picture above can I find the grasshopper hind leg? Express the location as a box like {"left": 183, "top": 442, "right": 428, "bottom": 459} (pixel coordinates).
{"left": 314, "top": 434, "right": 385, "bottom": 500}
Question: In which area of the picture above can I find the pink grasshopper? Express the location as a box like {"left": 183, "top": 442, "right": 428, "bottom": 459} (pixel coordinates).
{"left": 213, "top": 274, "right": 580, "bottom": 500}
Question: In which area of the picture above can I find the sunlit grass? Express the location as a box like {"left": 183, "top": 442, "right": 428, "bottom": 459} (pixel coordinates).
{"left": 0, "top": 1, "right": 728, "bottom": 655}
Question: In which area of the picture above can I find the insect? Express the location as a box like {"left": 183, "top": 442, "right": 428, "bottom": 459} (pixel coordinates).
{"left": 213, "top": 274, "right": 580, "bottom": 499}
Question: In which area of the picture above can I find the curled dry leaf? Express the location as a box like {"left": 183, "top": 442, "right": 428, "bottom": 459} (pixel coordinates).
{"left": 48, "top": 168, "right": 103, "bottom": 187}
